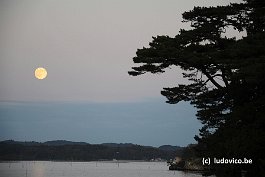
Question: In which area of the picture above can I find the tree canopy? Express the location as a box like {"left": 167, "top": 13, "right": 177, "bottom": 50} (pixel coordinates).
{"left": 129, "top": 0, "right": 265, "bottom": 176}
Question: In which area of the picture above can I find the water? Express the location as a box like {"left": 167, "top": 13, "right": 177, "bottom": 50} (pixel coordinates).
{"left": 0, "top": 161, "right": 204, "bottom": 177}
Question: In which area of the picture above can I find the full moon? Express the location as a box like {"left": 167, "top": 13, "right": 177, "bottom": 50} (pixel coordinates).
{"left": 35, "top": 67, "right": 47, "bottom": 80}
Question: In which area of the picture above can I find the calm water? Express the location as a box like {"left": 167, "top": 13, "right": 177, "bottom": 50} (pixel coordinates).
{"left": 0, "top": 161, "right": 206, "bottom": 177}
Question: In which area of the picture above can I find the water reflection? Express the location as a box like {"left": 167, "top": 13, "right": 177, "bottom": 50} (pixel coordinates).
{"left": 31, "top": 162, "right": 45, "bottom": 177}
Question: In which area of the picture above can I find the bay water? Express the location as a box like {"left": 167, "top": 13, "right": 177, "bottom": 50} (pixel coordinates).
{"left": 0, "top": 161, "right": 206, "bottom": 177}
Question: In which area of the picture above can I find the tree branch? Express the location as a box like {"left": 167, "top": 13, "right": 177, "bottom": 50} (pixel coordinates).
{"left": 201, "top": 68, "right": 223, "bottom": 89}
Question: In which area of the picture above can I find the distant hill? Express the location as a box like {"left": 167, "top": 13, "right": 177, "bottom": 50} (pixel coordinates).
{"left": 101, "top": 143, "right": 135, "bottom": 148}
{"left": 0, "top": 140, "right": 183, "bottom": 161}
{"left": 158, "top": 145, "right": 183, "bottom": 151}
{"left": 44, "top": 140, "right": 89, "bottom": 146}
{"left": 1, "top": 140, "right": 41, "bottom": 146}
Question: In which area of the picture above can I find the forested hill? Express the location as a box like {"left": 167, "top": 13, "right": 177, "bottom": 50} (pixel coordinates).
{"left": 0, "top": 140, "right": 183, "bottom": 161}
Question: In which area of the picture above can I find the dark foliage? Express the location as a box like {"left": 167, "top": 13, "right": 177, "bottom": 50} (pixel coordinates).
{"left": 129, "top": 0, "right": 265, "bottom": 176}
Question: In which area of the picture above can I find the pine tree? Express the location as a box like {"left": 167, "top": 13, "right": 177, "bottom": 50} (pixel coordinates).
{"left": 129, "top": 0, "right": 265, "bottom": 176}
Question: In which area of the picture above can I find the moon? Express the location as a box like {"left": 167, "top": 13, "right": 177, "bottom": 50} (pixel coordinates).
{"left": 35, "top": 67, "right": 47, "bottom": 80}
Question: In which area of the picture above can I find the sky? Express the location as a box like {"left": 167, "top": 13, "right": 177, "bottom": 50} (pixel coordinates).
{"left": 0, "top": 0, "right": 241, "bottom": 147}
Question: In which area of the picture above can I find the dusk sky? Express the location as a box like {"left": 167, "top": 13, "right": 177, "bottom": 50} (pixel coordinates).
{"left": 0, "top": 0, "right": 240, "bottom": 146}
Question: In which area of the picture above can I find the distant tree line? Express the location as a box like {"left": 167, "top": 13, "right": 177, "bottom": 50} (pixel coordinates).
{"left": 0, "top": 141, "right": 183, "bottom": 161}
